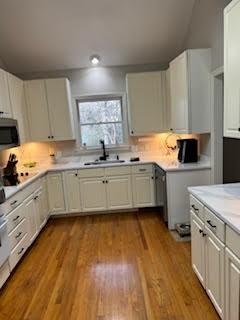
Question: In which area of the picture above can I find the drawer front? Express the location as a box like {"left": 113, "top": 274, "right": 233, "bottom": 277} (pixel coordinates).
{"left": 190, "top": 195, "right": 204, "bottom": 221}
{"left": 9, "top": 218, "right": 28, "bottom": 251}
{"left": 78, "top": 168, "right": 105, "bottom": 178}
{"left": 9, "top": 233, "right": 29, "bottom": 271}
{"left": 7, "top": 203, "right": 26, "bottom": 233}
{"left": 0, "top": 261, "right": 10, "bottom": 289}
{"left": 226, "top": 225, "right": 240, "bottom": 259}
{"left": 205, "top": 207, "right": 225, "bottom": 242}
{"left": 105, "top": 166, "right": 131, "bottom": 176}
{"left": 131, "top": 164, "right": 153, "bottom": 174}
{"left": 2, "top": 178, "right": 42, "bottom": 216}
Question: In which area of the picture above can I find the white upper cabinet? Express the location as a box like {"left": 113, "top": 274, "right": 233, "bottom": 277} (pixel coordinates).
{"left": 224, "top": 0, "right": 240, "bottom": 138}
{"left": 24, "top": 80, "right": 51, "bottom": 141}
{"left": 7, "top": 73, "right": 29, "bottom": 143}
{"left": 45, "top": 78, "right": 75, "bottom": 141}
{"left": 25, "top": 78, "right": 75, "bottom": 142}
{"left": 0, "top": 69, "right": 12, "bottom": 118}
{"left": 126, "top": 71, "right": 168, "bottom": 135}
{"left": 169, "top": 49, "right": 211, "bottom": 134}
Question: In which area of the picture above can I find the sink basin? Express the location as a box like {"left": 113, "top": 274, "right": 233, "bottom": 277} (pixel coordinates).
{"left": 84, "top": 160, "right": 125, "bottom": 166}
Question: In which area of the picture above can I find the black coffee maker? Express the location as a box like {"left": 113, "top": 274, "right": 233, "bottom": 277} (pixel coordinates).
{"left": 177, "top": 139, "right": 198, "bottom": 163}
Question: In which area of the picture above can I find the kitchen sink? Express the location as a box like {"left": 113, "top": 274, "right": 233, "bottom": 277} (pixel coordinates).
{"left": 84, "top": 160, "right": 125, "bottom": 166}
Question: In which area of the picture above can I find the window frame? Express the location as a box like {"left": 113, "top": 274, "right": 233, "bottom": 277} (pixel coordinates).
{"left": 76, "top": 94, "right": 129, "bottom": 150}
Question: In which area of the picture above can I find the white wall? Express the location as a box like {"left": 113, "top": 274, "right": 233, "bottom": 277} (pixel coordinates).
{"left": 18, "top": 64, "right": 166, "bottom": 97}
{"left": 184, "top": 0, "right": 231, "bottom": 70}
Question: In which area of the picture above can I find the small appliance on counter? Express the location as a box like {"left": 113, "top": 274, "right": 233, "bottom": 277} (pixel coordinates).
{"left": 3, "top": 153, "right": 19, "bottom": 186}
{"left": 0, "top": 170, "right": 6, "bottom": 204}
{"left": 177, "top": 139, "right": 198, "bottom": 163}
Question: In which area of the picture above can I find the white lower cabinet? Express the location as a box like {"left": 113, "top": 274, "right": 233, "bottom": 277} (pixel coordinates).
{"left": 205, "top": 227, "right": 225, "bottom": 318}
{"left": 132, "top": 174, "right": 155, "bottom": 208}
{"left": 25, "top": 194, "right": 38, "bottom": 245}
{"left": 225, "top": 247, "right": 240, "bottom": 320}
{"left": 80, "top": 178, "right": 107, "bottom": 212}
{"left": 64, "top": 171, "right": 81, "bottom": 213}
{"left": 106, "top": 175, "right": 132, "bottom": 210}
{"left": 191, "top": 212, "right": 206, "bottom": 287}
{"left": 47, "top": 173, "right": 65, "bottom": 213}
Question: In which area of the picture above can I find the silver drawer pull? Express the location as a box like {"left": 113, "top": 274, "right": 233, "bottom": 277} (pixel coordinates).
{"left": 191, "top": 205, "right": 199, "bottom": 212}
{"left": 207, "top": 220, "right": 216, "bottom": 228}
{"left": 15, "top": 232, "right": 22, "bottom": 239}
{"left": 10, "top": 200, "right": 18, "bottom": 206}
{"left": 13, "top": 215, "right": 20, "bottom": 222}
{"left": 17, "top": 248, "right": 24, "bottom": 255}
{"left": 139, "top": 168, "right": 147, "bottom": 172}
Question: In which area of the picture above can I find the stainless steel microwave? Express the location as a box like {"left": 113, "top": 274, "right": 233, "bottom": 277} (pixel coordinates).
{"left": 0, "top": 118, "right": 20, "bottom": 151}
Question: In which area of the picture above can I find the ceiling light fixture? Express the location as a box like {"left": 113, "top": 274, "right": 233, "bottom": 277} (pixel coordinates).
{"left": 90, "top": 55, "right": 100, "bottom": 66}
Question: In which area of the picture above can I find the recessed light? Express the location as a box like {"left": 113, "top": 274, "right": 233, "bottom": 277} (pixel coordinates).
{"left": 90, "top": 55, "right": 100, "bottom": 66}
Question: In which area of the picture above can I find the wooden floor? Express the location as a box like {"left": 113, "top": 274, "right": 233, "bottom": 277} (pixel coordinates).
{"left": 0, "top": 212, "right": 219, "bottom": 320}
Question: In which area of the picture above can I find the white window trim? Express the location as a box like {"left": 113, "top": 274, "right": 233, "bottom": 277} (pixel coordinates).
{"left": 75, "top": 93, "right": 129, "bottom": 150}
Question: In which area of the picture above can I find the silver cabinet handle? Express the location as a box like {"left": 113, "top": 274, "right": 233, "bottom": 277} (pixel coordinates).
{"left": 139, "top": 168, "right": 147, "bottom": 172}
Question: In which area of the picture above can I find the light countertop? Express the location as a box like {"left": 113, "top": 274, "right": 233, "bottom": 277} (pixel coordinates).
{"left": 3, "top": 153, "right": 211, "bottom": 201}
{"left": 189, "top": 183, "right": 240, "bottom": 234}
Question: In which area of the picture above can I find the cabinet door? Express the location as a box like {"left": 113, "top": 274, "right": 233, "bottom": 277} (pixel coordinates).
{"left": 34, "top": 190, "right": 43, "bottom": 232}
{"left": 24, "top": 80, "right": 51, "bottom": 141}
{"left": 127, "top": 72, "right": 165, "bottom": 135}
{"left": 191, "top": 213, "right": 206, "bottom": 287}
{"left": 224, "top": 1, "right": 240, "bottom": 138}
{"left": 225, "top": 247, "right": 240, "bottom": 320}
{"left": 25, "top": 196, "right": 38, "bottom": 245}
{"left": 80, "top": 178, "right": 107, "bottom": 212}
{"left": 45, "top": 78, "right": 75, "bottom": 141}
{"left": 106, "top": 175, "right": 132, "bottom": 210}
{"left": 132, "top": 174, "right": 155, "bottom": 208}
{"left": 47, "top": 173, "right": 65, "bottom": 213}
{"left": 64, "top": 171, "right": 81, "bottom": 213}
{"left": 205, "top": 228, "right": 225, "bottom": 318}
{"left": 0, "top": 69, "right": 12, "bottom": 117}
{"left": 8, "top": 73, "right": 29, "bottom": 143}
{"left": 170, "top": 52, "right": 189, "bottom": 133}
{"left": 41, "top": 177, "right": 49, "bottom": 221}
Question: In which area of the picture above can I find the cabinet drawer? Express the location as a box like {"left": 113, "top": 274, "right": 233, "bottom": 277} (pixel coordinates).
{"left": 2, "top": 178, "right": 42, "bottom": 216}
{"left": 0, "top": 261, "right": 10, "bottom": 289}
{"left": 7, "top": 202, "right": 26, "bottom": 233}
{"left": 105, "top": 166, "right": 131, "bottom": 176}
{"left": 226, "top": 225, "right": 240, "bottom": 259}
{"left": 190, "top": 195, "right": 204, "bottom": 221}
{"left": 9, "top": 233, "right": 29, "bottom": 271}
{"left": 205, "top": 207, "right": 225, "bottom": 242}
{"left": 131, "top": 164, "right": 153, "bottom": 174}
{"left": 78, "top": 168, "right": 105, "bottom": 178}
{"left": 9, "top": 218, "right": 28, "bottom": 251}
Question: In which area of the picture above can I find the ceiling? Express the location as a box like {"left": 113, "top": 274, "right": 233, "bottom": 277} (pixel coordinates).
{"left": 0, "top": 0, "right": 196, "bottom": 73}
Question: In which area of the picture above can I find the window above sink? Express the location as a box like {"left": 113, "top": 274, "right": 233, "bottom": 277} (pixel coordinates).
{"left": 77, "top": 95, "right": 128, "bottom": 149}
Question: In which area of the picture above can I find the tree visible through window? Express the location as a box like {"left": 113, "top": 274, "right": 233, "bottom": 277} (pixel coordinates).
{"left": 77, "top": 97, "right": 124, "bottom": 147}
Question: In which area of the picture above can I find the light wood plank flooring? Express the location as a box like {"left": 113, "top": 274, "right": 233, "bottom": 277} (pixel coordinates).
{"left": 0, "top": 212, "right": 219, "bottom": 320}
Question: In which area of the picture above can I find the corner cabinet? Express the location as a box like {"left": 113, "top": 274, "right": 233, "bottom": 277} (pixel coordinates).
{"left": 169, "top": 49, "right": 211, "bottom": 134}
{"left": 126, "top": 71, "right": 169, "bottom": 135}
{"left": 224, "top": 0, "right": 240, "bottom": 138}
{"left": 47, "top": 173, "right": 66, "bottom": 214}
{"left": 24, "top": 78, "right": 75, "bottom": 142}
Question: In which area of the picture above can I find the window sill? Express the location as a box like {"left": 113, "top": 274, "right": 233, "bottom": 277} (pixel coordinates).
{"left": 75, "top": 144, "right": 131, "bottom": 155}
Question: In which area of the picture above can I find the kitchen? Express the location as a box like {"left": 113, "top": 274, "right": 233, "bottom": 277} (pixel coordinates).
{"left": 0, "top": 0, "right": 238, "bottom": 319}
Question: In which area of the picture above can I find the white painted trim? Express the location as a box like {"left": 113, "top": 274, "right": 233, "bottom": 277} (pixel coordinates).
{"left": 210, "top": 67, "right": 224, "bottom": 184}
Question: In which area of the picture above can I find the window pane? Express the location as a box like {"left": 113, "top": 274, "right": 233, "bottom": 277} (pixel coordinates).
{"left": 79, "top": 99, "right": 122, "bottom": 124}
{"left": 81, "top": 123, "right": 124, "bottom": 147}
